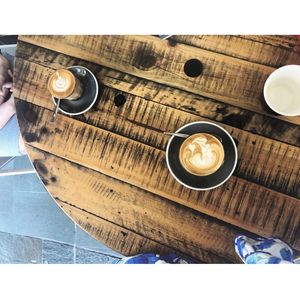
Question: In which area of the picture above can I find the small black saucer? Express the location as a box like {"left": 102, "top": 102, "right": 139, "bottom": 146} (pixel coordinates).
{"left": 166, "top": 121, "right": 238, "bottom": 191}
{"left": 52, "top": 66, "right": 98, "bottom": 116}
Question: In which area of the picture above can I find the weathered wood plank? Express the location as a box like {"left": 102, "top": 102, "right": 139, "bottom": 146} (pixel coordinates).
{"left": 14, "top": 35, "right": 300, "bottom": 262}
{"left": 15, "top": 100, "right": 300, "bottom": 250}
{"left": 16, "top": 38, "right": 300, "bottom": 128}
{"left": 170, "top": 35, "right": 300, "bottom": 67}
{"left": 15, "top": 41, "right": 300, "bottom": 136}
{"left": 98, "top": 69, "right": 300, "bottom": 140}
{"left": 19, "top": 35, "right": 295, "bottom": 122}
{"left": 28, "top": 144, "right": 238, "bottom": 263}
{"left": 13, "top": 58, "right": 300, "bottom": 199}
{"left": 62, "top": 202, "right": 195, "bottom": 261}
{"left": 61, "top": 203, "right": 206, "bottom": 262}
{"left": 239, "top": 35, "right": 299, "bottom": 48}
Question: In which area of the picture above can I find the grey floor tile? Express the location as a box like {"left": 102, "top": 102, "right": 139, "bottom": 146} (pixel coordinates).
{"left": 13, "top": 173, "right": 47, "bottom": 193}
{"left": 75, "top": 247, "right": 120, "bottom": 264}
{"left": 0, "top": 157, "right": 14, "bottom": 169}
{"left": 75, "top": 225, "right": 123, "bottom": 258}
{"left": 0, "top": 191, "right": 76, "bottom": 244}
{"left": 0, "top": 172, "right": 45, "bottom": 194}
{"left": 13, "top": 155, "right": 34, "bottom": 170}
{"left": 0, "top": 231, "right": 42, "bottom": 264}
{"left": 42, "top": 240, "right": 74, "bottom": 264}
{"left": 0, "top": 189, "right": 14, "bottom": 214}
{"left": 0, "top": 174, "right": 14, "bottom": 192}
{"left": 0, "top": 192, "right": 14, "bottom": 233}
{"left": 0, "top": 156, "right": 45, "bottom": 193}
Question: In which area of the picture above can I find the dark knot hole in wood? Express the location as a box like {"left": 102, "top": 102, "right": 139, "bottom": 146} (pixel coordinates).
{"left": 114, "top": 94, "right": 126, "bottom": 107}
{"left": 134, "top": 48, "right": 157, "bottom": 70}
{"left": 184, "top": 59, "right": 203, "bottom": 77}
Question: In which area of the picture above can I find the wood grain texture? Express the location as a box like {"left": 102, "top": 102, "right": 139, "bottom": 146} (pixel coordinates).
{"left": 14, "top": 35, "right": 300, "bottom": 262}
{"left": 60, "top": 202, "right": 205, "bottom": 261}
{"left": 28, "top": 144, "right": 241, "bottom": 263}
{"left": 13, "top": 57, "right": 300, "bottom": 200}
{"left": 15, "top": 99, "right": 300, "bottom": 250}
{"left": 15, "top": 41, "right": 300, "bottom": 140}
{"left": 170, "top": 35, "right": 300, "bottom": 67}
{"left": 19, "top": 35, "right": 297, "bottom": 122}
{"left": 239, "top": 35, "right": 299, "bottom": 48}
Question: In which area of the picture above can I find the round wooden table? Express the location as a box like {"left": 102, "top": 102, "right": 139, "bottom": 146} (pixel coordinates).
{"left": 14, "top": 35, "right": 300, "bottom": 263}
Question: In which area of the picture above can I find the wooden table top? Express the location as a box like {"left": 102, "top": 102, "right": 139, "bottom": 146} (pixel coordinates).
{"left": 14, "top": 35, "right": 300, "bottom": 263}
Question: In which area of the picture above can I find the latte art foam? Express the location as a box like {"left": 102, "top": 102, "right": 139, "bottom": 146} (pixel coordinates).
{"left": 52, "top": 73, "right": 71, "bottom": 92}
{"left": 48, "top": 69, "right": 83, "bottom": 100}
{"left": 179, "top": 133, "right": 224, "bottom": 176}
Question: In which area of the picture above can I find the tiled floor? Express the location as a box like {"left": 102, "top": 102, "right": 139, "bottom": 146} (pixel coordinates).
{"left": 0, "top": 155, "right": 123, "bottom": 263}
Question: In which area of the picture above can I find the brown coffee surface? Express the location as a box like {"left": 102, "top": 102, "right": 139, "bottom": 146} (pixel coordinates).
{"left": 48, "top": 69, "right": 76, "bottom": 99}
{"left": 179, "top": 133, "right": 225, "bottom": 176}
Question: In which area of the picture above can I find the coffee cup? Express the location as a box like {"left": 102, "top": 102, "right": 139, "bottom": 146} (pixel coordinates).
{"left": 263, "top": 65, "right": 300, "bottom": 116}
{"left": 166, "top": 121, "right": 238, "bottom": 191}
{"left": 48, "top": 69, "right": 83, "bottom": 100}
{"left": 179, "top": 133, "right": 224, "bottom": 176}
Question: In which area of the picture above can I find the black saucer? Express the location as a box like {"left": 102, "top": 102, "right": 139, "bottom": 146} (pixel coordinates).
{"left": 166, "top": 121, "right": 238, "bottom": 190}
{"left": 52, "top": 66, "right": 98, "bottom": 116}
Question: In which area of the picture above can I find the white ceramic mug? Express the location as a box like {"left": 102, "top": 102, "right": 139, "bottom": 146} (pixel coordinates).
{"left": 263, "top": 65, "right": 300, "bottom": 116}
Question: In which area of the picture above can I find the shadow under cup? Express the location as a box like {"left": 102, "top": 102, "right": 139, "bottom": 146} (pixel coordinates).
{"left": 166, "top": 122, "right": 238, "bottom": 191}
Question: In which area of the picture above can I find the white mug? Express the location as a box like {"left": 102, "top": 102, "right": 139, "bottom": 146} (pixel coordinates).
{"left": 263, "top": 65, "right": 300, "bottom": 116}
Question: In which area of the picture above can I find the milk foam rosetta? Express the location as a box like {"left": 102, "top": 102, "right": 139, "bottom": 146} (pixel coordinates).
{"left": 179, "top": 133, "right": 225, "bottom": 176}
{"left": 51, "top": 73, "right": 71, "bottom": 92}
{"left": 48, "top": 69, "right": 83, "bottom": 100}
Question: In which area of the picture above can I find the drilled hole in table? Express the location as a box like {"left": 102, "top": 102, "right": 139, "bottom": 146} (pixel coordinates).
{"left": 184, "top": 59, "right": 203, "bottom": 77}
{"left": 114, "top": 94, "right": 126, "bottom": 107}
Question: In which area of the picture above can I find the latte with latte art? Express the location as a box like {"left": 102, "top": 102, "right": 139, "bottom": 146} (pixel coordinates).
{"left": 48, "top": 69, "right": 83, "bottom": 100}
{"left": 179, "top": 133, "right": 224, "bottom": 176}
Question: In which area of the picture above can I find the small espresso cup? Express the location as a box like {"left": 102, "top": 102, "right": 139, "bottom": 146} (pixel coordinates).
{"left": 263, "top": 65, "right": 300, "bottom": 116}
{"left": 48, "top": 68, "right": 83, "bottom": 100}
